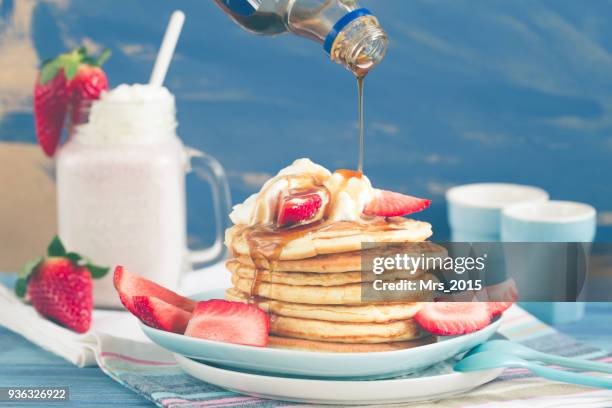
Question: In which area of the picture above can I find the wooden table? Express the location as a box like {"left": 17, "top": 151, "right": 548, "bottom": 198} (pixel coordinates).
{"left": 0, "top": 272, "right": 610, "bottom": 408}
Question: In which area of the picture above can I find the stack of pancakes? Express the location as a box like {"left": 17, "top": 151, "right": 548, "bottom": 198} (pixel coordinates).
{"left": 224, "top": 217, "right": 438, "bottom": 352}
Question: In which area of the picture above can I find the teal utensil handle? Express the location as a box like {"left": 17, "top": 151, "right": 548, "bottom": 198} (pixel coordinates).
{"left": 528, "top": 363, "right": 612, "bottom": 389}
{"left": 533, "top": 352, "right": 612, "bottom": 374}
{"left": 470, "top": 340, "right": 612, "bottom": 374}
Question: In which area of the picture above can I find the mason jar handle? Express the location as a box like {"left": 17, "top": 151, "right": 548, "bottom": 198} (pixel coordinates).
{"left": 184, "top": 147, "right": 232, "bottom": 266}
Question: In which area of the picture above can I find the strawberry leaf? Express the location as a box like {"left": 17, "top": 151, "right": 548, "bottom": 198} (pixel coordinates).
{"left": 63, "top": 58, "right": 80, "bottom": 81}
{"left": 47, "top": 236, "right": 67, "bottom": 257}
{"left": 39, "top": 60, "right": 61, "bottom": 85}
{"left": 87, "top": 263, "right": 110, "bottom": 279}
{"left": 65, "top": 252, "right": 82, "bottom": 263}
{"left": 15, "top": 256, "right": 42, "bottom": 298}
{"left": 14, "top": 279, "right": 28, "bottom": 298}
{"left": 95, "top": 49, "right": 112, "bottom": 67}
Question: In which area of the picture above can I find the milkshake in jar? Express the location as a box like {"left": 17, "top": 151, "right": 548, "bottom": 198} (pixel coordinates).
{"left": 56, "top": 84, "right": 231, "bottom": 308}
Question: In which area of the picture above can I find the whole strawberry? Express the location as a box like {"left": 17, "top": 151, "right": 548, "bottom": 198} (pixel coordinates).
{"left": 27, "top": 258, "right": 93, "bottom": 333}
{"left": 68, "top": 48, "right": 111, "bottom": 132}
{"left": 33, "top": 47, "right": 111, "bottom": 157}
{"left": 34, "top": 60, "right": 72, "bottom": 157}
{"left": 16, "top": 236, "right": 109, "bottom": 333}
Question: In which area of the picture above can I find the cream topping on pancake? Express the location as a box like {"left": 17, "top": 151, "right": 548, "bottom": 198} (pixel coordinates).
{"left": 229, "top": 158, "right": 375, "bottom": 225}
{"left": 230, "top": 159, "right": 330, "bottom": 225}
{"left": 324, "top": 170, "right": 375, "bottom": 222}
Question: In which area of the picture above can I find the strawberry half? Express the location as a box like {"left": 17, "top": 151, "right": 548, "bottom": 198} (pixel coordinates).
{"left": 185, "top": 300, "right": 269, "bottom": 347}
{"left": 132, "top": 296, "right": 192, "bottom": 334}
{"left": 414, "top": 302, "right": 491, "bottom": 336}
{"left": 113, "top": 266, "right": 197, "bottom": 314}
{"left": 364, "top": 189, "right": 431, "bottom": 217}
{"left": 33, "top": 47, "right": 110, "bottom": 157}
{"left": 277, "top": 190, "right": 324, "bottom": 227}
{"left": 15, "top": 236, "right": 109, "bottom": 333}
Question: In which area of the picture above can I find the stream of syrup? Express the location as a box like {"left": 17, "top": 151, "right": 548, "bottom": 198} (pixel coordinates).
{"left": 357, "top": 76, "right": 365, "bottom": 173}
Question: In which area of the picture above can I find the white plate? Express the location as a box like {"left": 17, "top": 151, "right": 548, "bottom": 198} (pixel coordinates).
{"left": 175, "top": 353, "right": 503, "bottom": 405}
{"left": 142, "top": 290, "right": 503, "bottom": 379}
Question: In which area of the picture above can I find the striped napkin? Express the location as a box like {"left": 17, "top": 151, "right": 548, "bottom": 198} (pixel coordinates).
{"left": 1, "top": 275, "right": 611, "bottom": 408}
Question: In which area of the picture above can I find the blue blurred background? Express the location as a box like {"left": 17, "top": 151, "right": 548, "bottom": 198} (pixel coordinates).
{"left": 0, "top": 0, "right": 610, "bottom": 245}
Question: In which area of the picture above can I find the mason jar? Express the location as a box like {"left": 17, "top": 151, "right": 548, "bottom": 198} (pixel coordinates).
{"left": 56, "top": 84, "right": 231, "bottom": 308}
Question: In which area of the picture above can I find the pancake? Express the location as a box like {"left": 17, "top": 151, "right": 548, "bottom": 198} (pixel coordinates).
{"left": 267, "top": 335, "right": 436, "bottom": 353}
{"left": 226, "top": 259, "right": 424, "bottom": 286}
{"left": 231, "top": 273, "right": 436, "bottom": 305}
{"left": 232, "top": 241, "right": 446, "bottom": 273}
{"left": 225, "top": 288, "right": 422, "bottom": 323}
{"left": 268, "top": 314, "right": 426, "bottom": 343}
{"left": 225, "top": 218, "right": 432, "bottom": 261}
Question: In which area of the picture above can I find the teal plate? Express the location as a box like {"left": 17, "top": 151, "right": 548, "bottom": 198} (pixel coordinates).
{"left": 140, "top": 290, "right": 501, "bottom": 379}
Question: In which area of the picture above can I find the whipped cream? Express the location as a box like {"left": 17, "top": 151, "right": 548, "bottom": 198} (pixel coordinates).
{"left": 229, "top": 158, "right": 376, "bottom": 225}
{"left": 101, "top": 83, "right": 174, "bottom": 103}
{"left": 324, "top": 171, "right": 375, "bottom": 222}
{"left": 75, "top": 83, "right": 177, "bottom": 145}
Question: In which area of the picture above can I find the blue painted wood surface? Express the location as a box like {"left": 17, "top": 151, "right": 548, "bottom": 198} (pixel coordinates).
{"left": 1, "top": 0, "right": 611, "bottom": 243}
{"left": 0, "top": 328, "right": 153, "bottom": 407}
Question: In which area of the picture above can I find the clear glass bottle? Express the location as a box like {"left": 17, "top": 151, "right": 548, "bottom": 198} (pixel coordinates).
{"left": 213, "top": 0, "right": 388, "bottom": 76}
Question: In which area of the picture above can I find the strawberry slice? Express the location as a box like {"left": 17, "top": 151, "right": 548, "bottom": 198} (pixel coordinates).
{"left": 414, "top": 302, "right": 491, "bottom": 336}
{"left": 132, "top": 296, "right": 192, "bottom": 334}
{"left": 364, "top": 189, "right": 431, "bottom": 217}
{"left": 113, "top": 266, "right": 196, "bottom": 314}
{"left": 277, "top": 191, "right": 324, "bottom": 227}
{"left": 486, "top": 302, "right": 514, "bottom": 317}
{"left": 185, "top": 299, "right": 269, "bottom": 347}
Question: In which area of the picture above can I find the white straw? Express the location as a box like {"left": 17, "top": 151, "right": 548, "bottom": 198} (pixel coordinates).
{"left": 149, "top": 10, "right": 185, "bottom": 87}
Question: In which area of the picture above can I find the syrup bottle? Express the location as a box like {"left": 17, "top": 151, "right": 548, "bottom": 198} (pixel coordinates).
{"left": 213, "top": 0, "right": 388, "bottom": 76}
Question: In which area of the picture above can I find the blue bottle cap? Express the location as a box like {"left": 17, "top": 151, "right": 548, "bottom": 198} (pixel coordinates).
{"left": 323, "top": 8, "right": 373, "bottom": 54}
